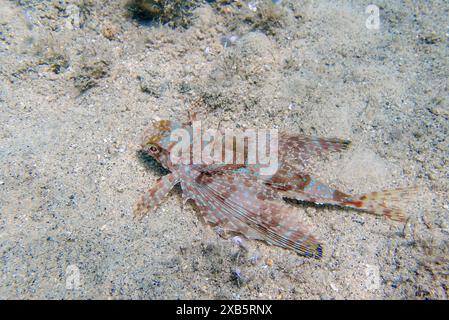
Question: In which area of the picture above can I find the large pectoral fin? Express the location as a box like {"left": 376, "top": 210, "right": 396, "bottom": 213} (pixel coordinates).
{"left": 185, "top": 172, "right": 322, "bottom": 258}
{"left": 134, "top": 172, "right": 180, "bottom": 219}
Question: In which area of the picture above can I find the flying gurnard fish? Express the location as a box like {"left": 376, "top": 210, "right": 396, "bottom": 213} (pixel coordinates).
{"left": 134, "top": 115, "right": 415, "bottom": 259}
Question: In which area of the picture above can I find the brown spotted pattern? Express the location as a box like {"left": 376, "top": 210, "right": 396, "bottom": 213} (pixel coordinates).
{"left": 134, "top": 119, "right": 416, "bottom": 259}
{"left": 134, "top": 172, "right": 180, "bottom": 219}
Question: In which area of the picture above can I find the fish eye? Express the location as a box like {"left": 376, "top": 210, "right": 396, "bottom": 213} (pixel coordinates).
{"left": 147, "top": 144, "right": 159, "bottom": 154}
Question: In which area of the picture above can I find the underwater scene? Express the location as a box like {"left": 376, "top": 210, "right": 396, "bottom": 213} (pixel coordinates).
{"left": 0, "top": 0, "right": 447, "bottom": 300}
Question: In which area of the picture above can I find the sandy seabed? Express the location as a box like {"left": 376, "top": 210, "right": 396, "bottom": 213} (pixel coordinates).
{"left": 0, "top": 0, "right": 447, "bottom": 299}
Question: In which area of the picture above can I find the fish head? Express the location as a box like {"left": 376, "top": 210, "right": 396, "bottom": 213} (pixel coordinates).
{"left": 140, "top": 119, "right": 185, "bottom": 170}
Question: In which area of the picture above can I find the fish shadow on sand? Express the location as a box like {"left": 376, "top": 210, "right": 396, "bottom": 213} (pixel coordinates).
{"left": 136, "top": 150, "right": 183, "bottom": 195}
{"left": 137, "top": 149, "right": 169, "bottom": 176}
{"left": 284, "top": 197, "right": 363, "bottom": 216}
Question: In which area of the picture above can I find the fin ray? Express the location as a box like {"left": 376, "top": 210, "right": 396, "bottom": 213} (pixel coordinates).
{"left": 343, "top": 187, "right": 418, "bottom": 222}
{"left": 183, "top": 171, "right": 322, "bottom": 258}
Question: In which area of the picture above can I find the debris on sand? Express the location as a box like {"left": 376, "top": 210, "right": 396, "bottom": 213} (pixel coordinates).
{"left": 125, "top": 0, "right": 202, "bottom": 28}
{"left": 73, "top": 59, "right": 109, "bottom": 93}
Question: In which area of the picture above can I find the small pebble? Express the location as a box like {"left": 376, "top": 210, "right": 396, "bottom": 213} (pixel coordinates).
{"left": 231, "top": 268, "right": 246, "bottom": 287}
{"left": 330, "top": 282, "right": 339, "bottom": 292}
{"left": 220, "top": 35, "right": 239, "bottom": 48}
{"left": 248, "top": 2, "right": 258, "bottom": 12}
{"left": 265, "top": 258, "right": 273, "bottom": 267}
{"left": 288, "top": 102, "right": 299, "bottom": 111}
{"left": 102, "top": 23, "right": 119, "bottom": 40}
{"left": 249, "top": 255, "right": 260, "bottom": 265}
{"left": 231, "top": 236, "right": 246, "bottom": 248}
{"left": 152, "top": 280, "right": 161, "bottom": 286}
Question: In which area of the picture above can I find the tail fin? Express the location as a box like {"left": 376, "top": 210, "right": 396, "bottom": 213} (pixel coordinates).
{"left": 343, "top": 187, "right": 418, "bottom": 222}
